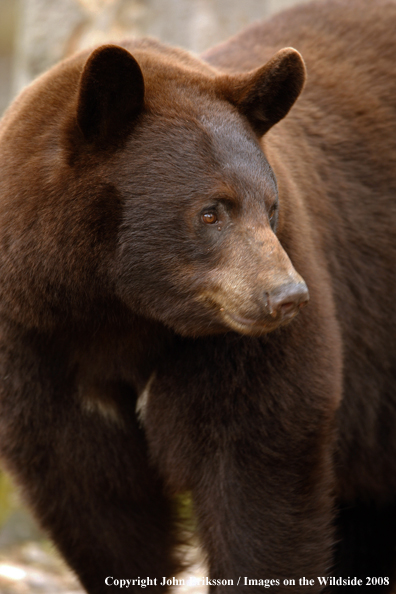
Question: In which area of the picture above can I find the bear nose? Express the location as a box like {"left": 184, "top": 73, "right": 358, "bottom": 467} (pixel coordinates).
{"left": 267, "top": 281, "right": 309, "bottom": 320}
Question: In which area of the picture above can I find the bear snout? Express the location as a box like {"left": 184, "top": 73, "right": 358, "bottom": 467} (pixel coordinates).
{"left": 217, "top": 278, "right": 309, "bottom": 335}
{"left": 266, "top": 281, "right": 309, "bottom": 321}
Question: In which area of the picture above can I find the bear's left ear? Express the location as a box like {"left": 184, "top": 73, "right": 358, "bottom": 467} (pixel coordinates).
{"left": 218, "top": 48, "right": 306, "bottom": 136}
{"left": 77, "top": 44, "right": 144, "bottom": 145}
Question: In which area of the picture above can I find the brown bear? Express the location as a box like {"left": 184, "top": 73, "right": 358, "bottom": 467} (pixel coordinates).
{"left": 0, "top": 0, "right": 396, "bottom": 592}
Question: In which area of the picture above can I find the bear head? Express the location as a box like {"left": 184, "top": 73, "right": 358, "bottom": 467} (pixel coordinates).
{"left": 0, "top": 41, "right": 307, "bottom": 337}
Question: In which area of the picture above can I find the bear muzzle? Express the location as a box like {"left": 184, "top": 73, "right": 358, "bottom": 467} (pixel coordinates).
{"left": 195, "top": 226, "right": 309, "bottom": 335}
{"left": 219, "top": 278, "right": 309, "bottom": 335}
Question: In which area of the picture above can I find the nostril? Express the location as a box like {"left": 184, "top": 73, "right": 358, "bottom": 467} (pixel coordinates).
{"left": 279, "top": 301, "right": 296, "bottom": 315}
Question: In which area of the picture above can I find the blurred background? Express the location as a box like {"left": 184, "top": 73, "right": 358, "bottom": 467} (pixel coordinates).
{"left": 0, "top": 0, "right": 304, "bottom": 115}
{"left": 0, "top": 0, "right": 303, "bottom": 591}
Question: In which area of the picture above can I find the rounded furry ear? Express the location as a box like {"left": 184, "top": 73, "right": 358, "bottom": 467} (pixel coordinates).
{"left": 219, "top": 48, "right": 306, "bottom": 136}
{"left": 77, "top": 45, "right": 144, "bottom": 144}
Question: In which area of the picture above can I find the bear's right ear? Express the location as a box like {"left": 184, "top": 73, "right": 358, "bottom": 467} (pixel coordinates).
{"left": 76, "top": 45, "right": 144, "bottom": 145}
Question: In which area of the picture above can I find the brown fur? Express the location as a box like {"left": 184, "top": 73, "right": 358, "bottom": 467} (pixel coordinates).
{"left": 0, "top": 0, "right": 396, "bottom": 592}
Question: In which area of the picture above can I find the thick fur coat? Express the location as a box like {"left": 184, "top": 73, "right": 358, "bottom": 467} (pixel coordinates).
{"left": 0, "top": 0, "right": 396, "bottom": 592}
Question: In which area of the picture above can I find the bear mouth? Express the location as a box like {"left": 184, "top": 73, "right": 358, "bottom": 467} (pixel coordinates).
{"left": 220, "top": 310, "right": 285, "bottom": 335}
{"left": 197, "top": 292, "right": 300, "bottom": 336}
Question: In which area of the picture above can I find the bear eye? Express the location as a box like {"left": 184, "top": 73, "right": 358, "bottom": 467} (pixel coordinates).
{"left": 202, "top": 211, "right": 218, "bottom": 225}
{"left": 268, "top": 204, "right": 278, "bottom": 226}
